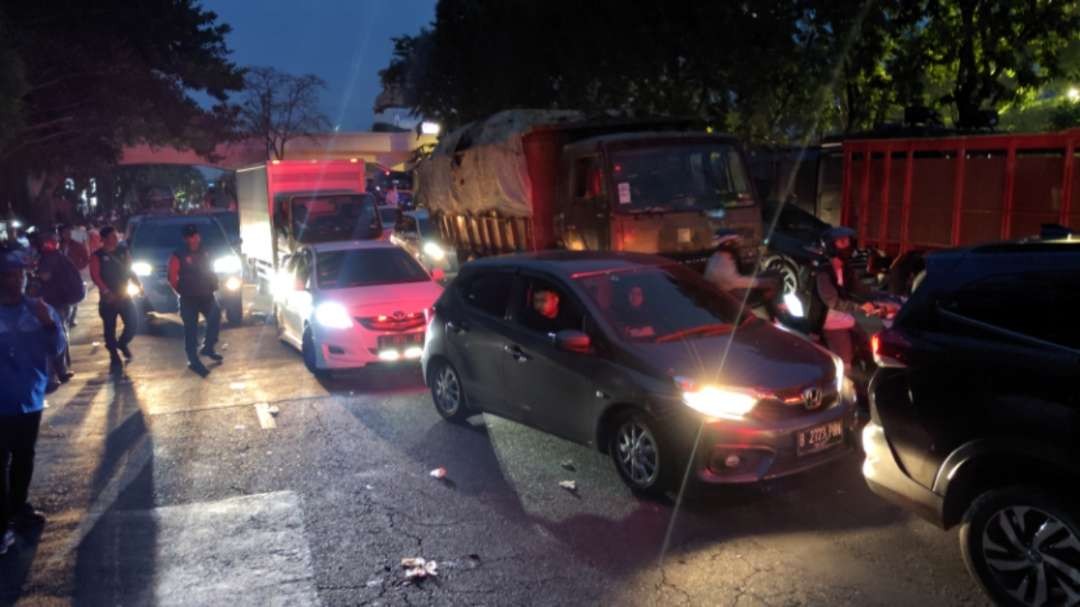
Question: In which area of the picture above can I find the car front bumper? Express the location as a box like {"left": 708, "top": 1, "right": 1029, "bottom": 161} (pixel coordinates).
{"left": 692, "top": 399, "right": 859, "bottom": 484}
{"left": 310, "top": 324, "right": 425, "bottom": 370}
{"left": 134, "top": 274, "right": 242, "bottom": 315}
{"left": 861, "top": 421, "right": 945, "bottom": 527}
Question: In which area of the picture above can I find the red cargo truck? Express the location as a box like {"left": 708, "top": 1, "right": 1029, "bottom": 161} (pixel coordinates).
{"left": 236, "top": 159, "right": 380, "bottom": 285}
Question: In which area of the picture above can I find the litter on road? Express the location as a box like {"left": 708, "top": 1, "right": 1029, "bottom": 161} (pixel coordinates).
{"left": 560, "top": 460, "right": 575, "bottom": 471}
{"left": 268, "top": 404, "right": 280, "bottom": 416}
{"left": 558, "top": 480, "right": 577, "bottom": 492}
{"left": 401, "top": 557, "right": 438, "bottom": 581}
{"left": 429, "top": 467, "right": 448, "bottom": 479}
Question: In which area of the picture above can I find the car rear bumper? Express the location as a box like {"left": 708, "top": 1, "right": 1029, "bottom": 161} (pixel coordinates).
{"left": 861, "top": 421, "right": 945, "bottom": 527}
{"left": 693, "top": 400, "right": 859, "bottom": 484}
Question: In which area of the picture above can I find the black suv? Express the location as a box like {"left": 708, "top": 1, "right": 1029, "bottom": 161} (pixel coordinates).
{"left": 862, "top": 233, "right": 1080, "bottom": 606}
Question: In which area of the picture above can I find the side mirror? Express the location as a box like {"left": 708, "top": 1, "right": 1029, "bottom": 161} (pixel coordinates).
{"left": 555, "top": 329, "right": 591, "bottom": 354}
{"left": 431, "top": 268, "right": 446, "bottom": 282}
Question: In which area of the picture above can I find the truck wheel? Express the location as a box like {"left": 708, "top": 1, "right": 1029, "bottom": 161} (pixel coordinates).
{"left": 226, "top": 298, "right": 243, "bottom": 326}
{"left": 960, "top": 487, "right": 1080, "bottom": 607}
{"left": 763, "top": 256, "right": 800, "bottom": 295}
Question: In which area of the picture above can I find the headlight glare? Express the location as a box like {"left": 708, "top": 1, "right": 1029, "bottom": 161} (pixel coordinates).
{"left": 314, "top": 301, "right": 352, "bottom": 329}
{"left": 422, "top": 241, "right": 446, "bottom": 261}
{"left": 131, "top": 261, "right": 152, "bottom": 277}
{"left": 213, "top": 254, "right": 243, "bottom": 274}
{"left": 676, "top": 376, "right": 758, "bottom": 420}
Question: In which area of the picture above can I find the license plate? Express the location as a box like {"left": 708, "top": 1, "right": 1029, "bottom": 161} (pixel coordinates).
{"left": 797, "top": 420, "right": 844, "bottom": 456}
{"left": 377, "top": 333, "right": 424, "bottom": 349}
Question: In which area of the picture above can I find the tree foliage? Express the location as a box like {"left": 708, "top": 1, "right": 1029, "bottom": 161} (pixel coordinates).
{"left": 381, "top": 0, "right": 1080, "bottom": 142}
{"left": 236, "top": 67, "right": 331, "bottom": 161}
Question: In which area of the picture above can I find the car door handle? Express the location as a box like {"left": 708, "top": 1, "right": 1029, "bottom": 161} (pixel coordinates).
{"left": 503, "top": 344, "right": 530, "bottom": 363}
{"left": 446, "top": 320, "right": 469, "bottom": 334}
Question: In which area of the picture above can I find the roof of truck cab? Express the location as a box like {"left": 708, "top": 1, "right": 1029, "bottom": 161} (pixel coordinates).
{"left": 306, "top": 240, "right": 401, "bottom": 254}
{"left": 463, "top": 250, "right": 674, "bottom": 278}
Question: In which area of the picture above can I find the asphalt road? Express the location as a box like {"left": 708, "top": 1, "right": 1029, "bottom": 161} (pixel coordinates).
{"left": 1, "top": 288, "right": 991, "bottom": 606}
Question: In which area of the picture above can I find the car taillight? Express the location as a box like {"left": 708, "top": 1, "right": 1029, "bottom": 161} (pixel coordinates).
{"left": 872, "top": 329, "right": 911, "bottom": 368}
{"left": 359, "top": 312, "right": 426, "bottom": 332}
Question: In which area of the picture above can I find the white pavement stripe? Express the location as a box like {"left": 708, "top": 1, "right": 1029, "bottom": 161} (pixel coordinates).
{"left": 254, "top": 402, "right": 277, "bottom": 429}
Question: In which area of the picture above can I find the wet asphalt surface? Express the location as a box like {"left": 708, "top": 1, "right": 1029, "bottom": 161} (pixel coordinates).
{"left": 0, "top": 288, "right": 990, "bottom": 606}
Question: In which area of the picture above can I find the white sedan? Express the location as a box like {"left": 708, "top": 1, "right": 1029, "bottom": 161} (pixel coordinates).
{"left": 273, "top": 241, "right": 444, "bottom": 376}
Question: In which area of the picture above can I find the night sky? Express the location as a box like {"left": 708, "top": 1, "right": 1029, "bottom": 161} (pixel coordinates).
{"left": 201, "top": 0, "right": 436, "bottom": 130}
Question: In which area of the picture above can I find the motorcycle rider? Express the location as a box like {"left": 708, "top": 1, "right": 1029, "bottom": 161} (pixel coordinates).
{"left": 704, "top": 229, "right": 782, "bottom": 319}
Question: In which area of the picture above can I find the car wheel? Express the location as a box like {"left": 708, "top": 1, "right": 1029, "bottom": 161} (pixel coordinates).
{"left": 764, "top": 256, "right": 800, "bottom": 295}
{"left": 429, "top": 359, "right": 471, "bottom": 424}
{"left": 960, "top": 486, "right": 1080, "bottom": 607}
{"left": 608, "top": 410, "right": 681, "bottom": 496}
{"left": 226, "top": 298, "right": 243, "bottom": 326}
{"left": 301, "top": 327, "right": 329, "bottom": 379}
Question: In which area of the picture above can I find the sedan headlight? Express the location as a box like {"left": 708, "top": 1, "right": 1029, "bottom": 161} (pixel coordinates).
{"left": 213, "top": 254, "right": 243, "bottom": 274}
{"left": 131, "top": 261, "right": 153, "bottom": 277}
{"left": 422, "top": 241, "right": 446, "bottom": 261}
{"left": 314, "top": 301, "right": 352, "bottom": 329}
{"left": 676, "top": 376, "right": 758, "bottom": 420}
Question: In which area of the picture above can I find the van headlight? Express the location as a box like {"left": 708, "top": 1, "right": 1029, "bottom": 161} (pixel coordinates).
{"left": 213, "top": 254, "right": 242, "bottom": 274}
{"left": 314, "top": 301, "right": 352, "bottom": 329}
{"left": 422, "top": 241, "right": 446, "bottom": 261}
{"left": 675, "top": 376, "right": 758, "bottom": 420}
{"left": 131, "top": 261, "right": 153, "bottom": 277}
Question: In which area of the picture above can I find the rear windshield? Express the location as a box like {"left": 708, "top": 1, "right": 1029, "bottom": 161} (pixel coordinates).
{"left": 291, "top": 194, "right": 380, "bottom": 242}
{"left": 130, "top": 221, "right": 227, "bottom": 250}
{"left": 316, "top": 248, "right": 430, "bottom": 289}
{"left": 573, "top": 264, "right": 746, "bottom": 342}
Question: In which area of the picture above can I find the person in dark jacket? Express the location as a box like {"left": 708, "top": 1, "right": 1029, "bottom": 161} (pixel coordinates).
{"left": 0, "top": 245, "right": 66, "bottom": 555}
{"left": 37, "top": 231, "right": 85, "bottom": 385}
{"left": 167, "top": 224, "right": 222, "bottom": 377}
{"left": 58, "top": 224, "right": 89, "bottom": 328}
{"left": 89, "top": 226, "right": 138, "bottom": 370}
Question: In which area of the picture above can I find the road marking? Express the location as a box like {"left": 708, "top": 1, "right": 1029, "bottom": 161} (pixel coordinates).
{"left": 254, "top": 402, "right": 276, "bottom": 429}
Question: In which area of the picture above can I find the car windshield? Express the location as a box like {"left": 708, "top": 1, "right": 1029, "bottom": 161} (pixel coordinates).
{"left": 130, "top": 221, "right": 227, "bottom": 250}
{"left": 573, "top": 264, "right": 747, "bottom": 342}
{"left": 378, "top": 207, "right": 400, "bottom": 226}
{"left": 415, "top": 216, "right": 432, "bottom": 237}
{"left": 292, "top": 194, "right": 379, "bottom": 243}
{"left": 316, "top": 248, "right": 430, "bottom": 289}
{"left": 212, "top": 213, "right": 238, "bottom": 237}
{"left": 610, "top": 143, "right": 755, "bottom": 213}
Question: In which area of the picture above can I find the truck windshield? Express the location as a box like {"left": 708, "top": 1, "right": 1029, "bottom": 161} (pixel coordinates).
{"left": 609, "top": 144, "right": 755, "bottom": 213}
{"left": 573, "top": 264, "right": 747, "bottom": 343}
{"left": 317, "top": 248, "right": 430, "bottom": 289}
{"left": 292, "top": 194, "right": 380, "bottom": 243}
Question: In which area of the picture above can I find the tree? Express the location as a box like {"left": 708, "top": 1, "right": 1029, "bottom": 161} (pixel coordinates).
{"left": 237, "top": 67, "right": 330, "bottom": 160}
{"left": 0, "top": 0, "right": 244, "bottom": 222}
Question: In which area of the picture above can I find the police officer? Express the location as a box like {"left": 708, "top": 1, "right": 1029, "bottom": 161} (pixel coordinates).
{"left": 167, "top": 224, "right": 223, "bottom": 377}
{"left": 88, "top": 226, "right": 138, "bottom": 370}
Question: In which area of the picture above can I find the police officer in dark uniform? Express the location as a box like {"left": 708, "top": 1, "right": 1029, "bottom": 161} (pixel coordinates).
{"left": 167, "top": 224, "right": 223, "bottom": 377}
{"left": 88, "top": 226, "right": 138, "bottom": 369}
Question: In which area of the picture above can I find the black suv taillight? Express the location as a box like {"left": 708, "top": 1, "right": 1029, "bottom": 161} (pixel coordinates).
{"left": 872, "top": 328, "right": 911, "bottom": 368}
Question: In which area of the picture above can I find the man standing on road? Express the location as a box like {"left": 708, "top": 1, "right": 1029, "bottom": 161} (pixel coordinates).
{"left": 89, "top": 226, "right": 137, "bottom": 370}
{"left": 37, "top": 231, "right": 85, "bottom": 386}
{"left": 58, "top": 224, "right": 89, "bottom": 328}
{"left": 168, "top": 224, "right": 223, "bottom": 377}
{"left": 0, "top": 245, "right": 66, "bottom": 555}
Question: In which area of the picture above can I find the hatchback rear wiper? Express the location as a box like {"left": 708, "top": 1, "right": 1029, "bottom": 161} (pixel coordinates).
{"left": 655, "top": 323, "right": 734, "bottom": 343}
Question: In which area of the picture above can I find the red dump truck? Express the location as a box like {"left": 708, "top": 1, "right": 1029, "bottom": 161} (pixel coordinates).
{"left": 415, "top": 110, "right": 764, "bottom": 269}
{"left": 236, "top": 159, "right": 380, "bottom": 285}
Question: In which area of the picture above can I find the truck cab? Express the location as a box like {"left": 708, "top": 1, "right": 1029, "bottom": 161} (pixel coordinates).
{"left": 555, "top": 133, "right": 763, "bottom": 269}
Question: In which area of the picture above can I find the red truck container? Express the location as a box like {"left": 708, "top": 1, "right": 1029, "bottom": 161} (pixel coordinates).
{"left": 840, "top": 130, "right": 1080, "bottom": 255}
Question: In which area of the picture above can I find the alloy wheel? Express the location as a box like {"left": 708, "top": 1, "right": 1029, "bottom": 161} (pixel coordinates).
{"left": 434, "top": 365, "right": 461, "bottom": 417}
{"left": 981, "top": 505, "right": 1080, "bottom": 606}
{"left": 766, "top": 258, "right": 799, "bottom": 295}
{"left": 615, "top": 420, "right": 660, "bottom": 488}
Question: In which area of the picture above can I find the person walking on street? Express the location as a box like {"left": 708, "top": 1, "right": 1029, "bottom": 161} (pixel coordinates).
{"left": 168, "top": 224, "right": 223, "bottom": 377}
{"left": 37, "top": 231, "right": 85, "bottom": 386}
{"left": 89, "top": 227, "right": 138, "bottom": 370}
{"left": 58, "top": 224, "right": 89, "bottom": 328}
{"left": 0, "top": 245, "right": 66, "bottom": 555}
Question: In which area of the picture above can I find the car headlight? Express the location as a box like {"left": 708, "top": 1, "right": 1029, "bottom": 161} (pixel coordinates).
{"left": 833, "top": 354, "right": 845, "bottom": 394}
{"left": 213, "top": 254, "right": 243, "bottom": 274}
{"left": 422, "top": 241, "right": 446, "bottom": 261}
{"left": 131, "top": 261, "right": 152, "bottom": 277}
{"left": 314, "top": 301, "right": 352, "bottom": 329}
{"left": 126, "top": 280, "right": 142, "bottom": 297}
{"left": 675, "top": 376, "right": 758, "bottom": 420}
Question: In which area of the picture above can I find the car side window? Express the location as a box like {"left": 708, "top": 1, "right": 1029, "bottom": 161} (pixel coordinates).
{"left": 514, "top": 276, "right": 585, "bottom": 337}
{"left": 459, "top": 271, "right": 512, "bottom": 318}
{"left": 941, "top": 270, "right": 1080, "bottom": 350}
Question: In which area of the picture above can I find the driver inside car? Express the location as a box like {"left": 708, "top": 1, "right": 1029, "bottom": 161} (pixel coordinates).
{"left": 529, "top": 288, "right": 563, "bottom": 335}
{"left": 617, "top": 285, "right": 656, "bottom": 339}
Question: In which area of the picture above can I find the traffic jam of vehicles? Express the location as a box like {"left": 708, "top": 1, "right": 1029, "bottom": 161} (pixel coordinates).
{"left": 213, "top": 113, "right": 1078, "bottom": 606}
